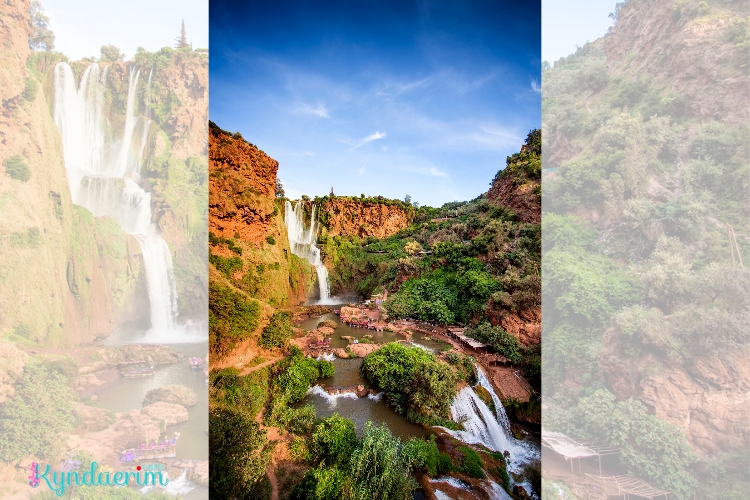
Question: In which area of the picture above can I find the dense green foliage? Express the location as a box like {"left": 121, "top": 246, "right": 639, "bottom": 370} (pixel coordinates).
{"left": 291, "top": 421, "right": 415, "bottom": 500}
{"left": 543, "top": 9, "right": 750, "bottom": 496}
{"left": 0, "top": 365, "right": 76, "bottom": 461}
{"left": 209, "top": 404, "right": 274, "bottom": 499}
{"left": 360, "top": 343, "right": 458, "bottom": 426}
{"left": 400, "top": 436, "right": 453, "bottom": 477}
{"left": 3, "top": 155, "right": 31, "bottom": 182}
{"left": 466, "top": 322, "right": 522, "bottom": 363}
{"left": 264, "top": 348, "right": 333, "bottom": 434}
{"left": 210, "top": 367, "right": 269, "bottom": 418}
{"left": 259, "top": 311, "right": 294, "bottom": 349}
{"left": 209, "top": 281, "right": 261, "bottom": 358}
{"left": 548, "top": 390, "right": 697, "bottom": 498}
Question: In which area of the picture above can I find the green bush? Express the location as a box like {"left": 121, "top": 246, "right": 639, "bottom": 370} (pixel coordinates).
{"left": 266, "top": 235, "right": 276, "bottom": 245}
{"left": 311, "top": 413, "right": 358, "bottom": 466}
{"left": 209, "top": 253, "right": 243, "bottom": 278}
{"left": 209, "top": 282, "right": 261, "bottom": 358}
{"left": 361, "top": 343, "right": 457, "bottom": 424}
{"left": 347, "top": 422, "right": 416, "bottom": 500}
{"left": 0, "top": 365, "right": 76, "bottom": 461}
{"left": 209, "top": 404, "right": 273, "bottom": 499}
{"left": 210, "top": 367, "right": 268, "bottom": 418}
{"left": 457, "top": 446, "right": 485, "bottom": 479}
{"left": 259, "top": 311, "right": 294, "bottom": 349}
{"left": 466, "top": 322, "right": 522, "bottom": 364}
{"left": 3, "top": 155, "right": 31, "bottom": 182}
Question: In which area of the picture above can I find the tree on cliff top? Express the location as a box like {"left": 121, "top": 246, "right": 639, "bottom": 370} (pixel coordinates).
{"left": 29, "top": 1, "right": 55, "bottom": 52}
{"left": 100, "top": 45, "right": 124, "bottom": 62}
{"left": 175, "top": 19, "right": 189, "bottom": 49}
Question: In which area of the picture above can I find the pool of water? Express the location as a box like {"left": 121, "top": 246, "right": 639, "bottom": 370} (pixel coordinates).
{"left": 298, "top": 307, "right": 453, "bottom": 440}
{"left": 299, "top": 306, "right": 451, "bottom": 353}
{"left": 94, "top": 342, "right": 208, "bottom": 461}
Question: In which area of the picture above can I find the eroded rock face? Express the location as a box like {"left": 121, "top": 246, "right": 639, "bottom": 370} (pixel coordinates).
{"left": 487, "top": 167, "right": 540, "bottom": 225}
{"left": 319, "top": 198, "right": 411, "bottom": 238}
{"left": 487, "top": 305, "right": 541, "bottom": 347}
{"left": 600, "top": 329, "right": 750, "bottom": 454}
{"left": 604, "top": 0, "right": 748, "bottom": 126}
{"left": 143, "top": 384, "right": 197, "bottom": 407}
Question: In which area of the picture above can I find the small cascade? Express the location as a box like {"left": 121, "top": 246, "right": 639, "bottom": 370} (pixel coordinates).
{"left": 448, "top": 385, "right": 513, "bottom": 454}
{"left": 442, "top": 364, "right": 539, "bottom": 473}
{"left": 284, "top": 200, "right": 332, "bottom": 303}
{"left": 53, "top": 62, "right": 180, "bottom": 340}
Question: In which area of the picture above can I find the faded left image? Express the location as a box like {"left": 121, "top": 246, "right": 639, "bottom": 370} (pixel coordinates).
{"left": 0, "top": 0, "right": 208, "bottom": 498}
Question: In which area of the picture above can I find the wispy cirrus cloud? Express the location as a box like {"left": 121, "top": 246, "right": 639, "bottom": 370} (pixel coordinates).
{"left": 297, "top": 102, "right": 330, "bottom": 118}
{"left": 531, "top": 79, "right": 541, "bottom": 93}
{"left": 347, "top": 131, "right": 387, "bottom": 152}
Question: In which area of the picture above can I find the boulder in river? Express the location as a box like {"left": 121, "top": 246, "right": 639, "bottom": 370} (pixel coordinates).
{"left": 142, "top": 384, "right": 197, "bottom": 407}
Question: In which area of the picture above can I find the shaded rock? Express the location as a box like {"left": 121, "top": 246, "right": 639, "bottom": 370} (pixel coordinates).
{"left": 142, "top": 384, "right": 197, "bottom": 407}
{"left": 75, "top": 402, "right": 113, "bottom": 432}
{"left": 318, "top": 319, "right": 337, "bottom": 329}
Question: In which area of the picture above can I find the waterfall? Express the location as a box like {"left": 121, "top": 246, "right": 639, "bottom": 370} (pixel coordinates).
{"left": 53, "top": 62, "right": 179, "bottom": 340}
{"left": 284, "top": 200, "right": 332, "bottom": 303}
{"left": 441, "top": 364, "right": 539, "bottom": 473}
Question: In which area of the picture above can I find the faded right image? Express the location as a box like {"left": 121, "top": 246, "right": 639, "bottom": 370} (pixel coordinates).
{"left": 541, "top": 0, "right": 748, "bottom": 499}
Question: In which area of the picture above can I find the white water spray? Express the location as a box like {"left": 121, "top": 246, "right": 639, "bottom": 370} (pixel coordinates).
{"left": 53, "top": 62, "right": 180, "bottom": 339}
{"left": 441, "top": 364, "right": 538, "bottom": 473}
{"left": 284, "top": 201, "right": 332, "bottom": 303}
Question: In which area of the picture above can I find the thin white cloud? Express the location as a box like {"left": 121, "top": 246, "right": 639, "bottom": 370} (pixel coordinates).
{"left": 297, "top": 102, "right": 329, "bottom": 118}
{"left": 349, "top": 131, "right": 387, "bottom": 152}
{"left": 531, "top": 79, "right": 541, "bottom": 93}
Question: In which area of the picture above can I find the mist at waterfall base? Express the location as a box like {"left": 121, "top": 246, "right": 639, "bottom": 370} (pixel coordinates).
{"left": 284, "top": 200, "right": 340, "bottom": 305}
{"left": 53, "top": 62, "right": 203, "bottom": 344}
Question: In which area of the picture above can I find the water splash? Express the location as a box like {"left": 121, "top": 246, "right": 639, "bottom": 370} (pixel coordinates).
{"left": 439, "top": 364, "right": 539, "bottom": 473}
{"left": 306, "top": 385, "right": 359, "bottom": 406}
{"left": 53, "top": 62, "right": 180, "bottom": 340}
{"left": 284, "top": 201, "right": 332, "bottom": 303}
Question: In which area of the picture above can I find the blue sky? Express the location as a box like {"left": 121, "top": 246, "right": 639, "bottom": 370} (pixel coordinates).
{"left": 210, "top": 0, "right": 541, "bottom": 207}
{"left": 42, "top": 0, "right": 208, "bottom": 61}
{"left": 543, "top": 0, "right": 617, "bottom": 63}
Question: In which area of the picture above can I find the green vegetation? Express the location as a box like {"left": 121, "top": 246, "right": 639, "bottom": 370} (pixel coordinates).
{"left": 400, "top": 435, "right": 453, "bottom": 477}
{"left": 264, "top": 347, "right": 333, "bottom": 434}
{"left": 465, "top": 322, "right": 522, "bottom": 363}
{"left": 547, "top": 390, "right": 696, "bottom": 499}
{"left": 259, "top": 311, "right": 294, "bottom": 349}
{"left": 209, "top": 404, "right": 275, "bottom": 499}
{"left": 542, "top": 7, "right": 750, "bottom": 496}
{"left": 209, "top": 281, "right": 261, "bottom": 358}
{"left": 360, "top": 343, "right": 458, "bottom": 426}
{"left": 3, "top": 155, "right": 31, "bottom": 182}
{"left": 0, "top": 364, "right": 76, "bottom": 461}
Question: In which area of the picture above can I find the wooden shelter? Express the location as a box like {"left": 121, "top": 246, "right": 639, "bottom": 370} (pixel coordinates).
{"left": 542, "top": 430, "right": 620, "bottom": 476}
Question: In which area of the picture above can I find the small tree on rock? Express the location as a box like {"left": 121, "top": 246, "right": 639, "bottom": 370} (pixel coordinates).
{"left": 175, "top": 19, "right": 188, "bottom": 49}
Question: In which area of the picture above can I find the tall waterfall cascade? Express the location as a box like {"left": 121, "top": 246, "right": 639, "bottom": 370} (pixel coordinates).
{"left": 53, "top": 62, "right": 179, "bottom": 338}
{"left": 284, "top": 201, "right": 331, "bottom": 303}
{"left": 443, "top": 364, "right": 539, "bottom": 478}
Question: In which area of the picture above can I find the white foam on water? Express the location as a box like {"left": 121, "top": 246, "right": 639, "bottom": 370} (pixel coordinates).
{"left": 306, "top": 385, "right": 359, "bottom": 406}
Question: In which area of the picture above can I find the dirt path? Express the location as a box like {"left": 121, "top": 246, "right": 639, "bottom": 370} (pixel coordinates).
{"left": 239, "top": 356, "right": 282, "bottom": 376}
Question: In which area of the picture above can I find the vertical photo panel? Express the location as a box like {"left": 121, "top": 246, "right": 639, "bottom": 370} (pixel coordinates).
{"left": 0, "top": 0, "right": 208, "bottom": 498}
{"left": 542, "top": 0, "right": 749, "bottom": 499}
{"left": 208, "top": 0, "right": 541, "bottom": 498}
